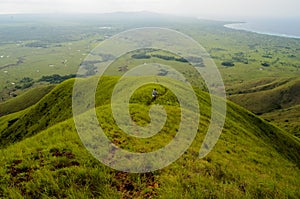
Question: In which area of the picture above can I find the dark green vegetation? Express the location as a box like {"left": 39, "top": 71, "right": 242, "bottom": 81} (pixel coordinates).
{"left": 1, "top": 76, "right": 300, "bottom": 198}
{"left": 1, "top": 12, "right": 300, "bottom": 198}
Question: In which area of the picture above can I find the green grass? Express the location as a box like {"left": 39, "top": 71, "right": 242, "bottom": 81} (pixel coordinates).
{"left": 1, "top": 14, "right": 300, "bottom": 98}
{"left": 263, "top": 104, "right": 300, "bottom": 137}
{"left": 1, "top": 13, "right": 300, "bottom": 198}
{"left": 228, "top": 77, "right": 300, "bottom": 113}
{"left": 0, "top": 79, "right": 75, "bottom": 147}
{"left": 2, "top": 15, "right": 299, "bottom": 136}
{"left": 0, "top": 84, "right": 55, "bottom": 116}
{"left": 227, "top": 77, "right": 300, "bottom": 137}
{"left": 0, "top": 76, "right": 300, "bottom": 198}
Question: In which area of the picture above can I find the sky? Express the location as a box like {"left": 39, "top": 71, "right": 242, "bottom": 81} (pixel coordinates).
{"left": 0, "top": 0, "right": 299, "bottom": 20}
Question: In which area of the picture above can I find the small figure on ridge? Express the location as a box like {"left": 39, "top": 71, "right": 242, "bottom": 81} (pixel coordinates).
{"left": 152, "top": 88, "right": 157, "bottom": 100}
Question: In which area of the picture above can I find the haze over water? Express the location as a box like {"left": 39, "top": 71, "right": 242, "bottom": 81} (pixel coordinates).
{"left": 225, "top": 18, "right": 300, "bottom": 39}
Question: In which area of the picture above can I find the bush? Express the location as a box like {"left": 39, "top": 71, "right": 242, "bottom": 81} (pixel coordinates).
{"left": 152, "top": 54, "right": 175, "bottom": 61}
{"left": 131, "top": 54, "right": 151, "bottom": 59}
{"left": 175, "top": 57, "right": 188, "bottom": 63}
{"left": 39, "top": 74, "right": 76, "bottom": 84}
{"left": 221, "top": 61, "right": 235, "bottom": 67}
{"left": 261, "top": 62, "right": 270, "bottom": 67}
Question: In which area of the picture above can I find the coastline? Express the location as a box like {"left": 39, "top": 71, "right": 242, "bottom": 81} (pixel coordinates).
{"left": 224, "top": 23, "right": 300, "bottom": 39}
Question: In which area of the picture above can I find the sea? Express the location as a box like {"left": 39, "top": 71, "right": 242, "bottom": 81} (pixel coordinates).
{"left": 224, "top": 18, "right": 300, "bottom": 39}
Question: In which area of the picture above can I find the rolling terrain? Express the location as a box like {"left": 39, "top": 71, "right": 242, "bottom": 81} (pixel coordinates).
{"left": 0, "top": 85, "right": 55, "bottom": 117}
{"left": 0, "top": 76, "right": 300, "bottom": 198}
{"left": 228, "top": 77, "right": 300, "bottom": 137}
{"left": 0, "top": 12, "right": 300, "bottom": 198}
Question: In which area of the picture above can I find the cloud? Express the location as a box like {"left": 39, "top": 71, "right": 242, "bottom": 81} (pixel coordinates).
{"left": 0, "top": 0, "right": 299, "bottom": 19}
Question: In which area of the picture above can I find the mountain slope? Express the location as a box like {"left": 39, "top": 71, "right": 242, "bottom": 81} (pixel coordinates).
{"left": 0, "top": 80, "right": 74, "bottom": 147}
{"left": 228, "top": 77, "right": 300, "bottom": 136}
{"left": 0, "top": 76, "right": 300, "bottom": 198}
{"left": 263, "top": 104, "right": 300, "bottom": 137}
{"left": 0, "top": 85, "right": 55, "bottom": 117}
{"left": 228, "top": 77, "right": 300, "bottom": 114}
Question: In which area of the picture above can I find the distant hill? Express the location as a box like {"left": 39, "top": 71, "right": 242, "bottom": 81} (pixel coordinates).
{"left": 0, "top": 76, "right": 299, "bottom": 198}
{"left": 0, "top": 85, "right": 55, "bottom": 117}
{"left": 263, "top": 104, "right": 300, "bottom": 138}
{"left": 228, "top": 77, "right": 300, "bottom": 136}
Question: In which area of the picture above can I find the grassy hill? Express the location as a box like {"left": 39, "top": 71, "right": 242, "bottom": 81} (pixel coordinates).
{"left": 228, "top": 77, "right": 300, "bottom": 136}
{"left": 0, "top": 76, "right": 300, "bottom": 198}
{"left": 0, "top": 85, "right": 55, "bottom": 117}
{"left": 1, "top": 12, "right": 299, "bottom": 138}
{"left": 0, "top": 80, "right": 75, "bottom": 147}
{"left": 263, "top": 104, "right": 300, "bottom": 138}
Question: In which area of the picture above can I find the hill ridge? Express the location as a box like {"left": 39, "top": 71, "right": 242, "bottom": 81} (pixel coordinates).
{"left": 0, "top": 76, "right": 300, "bottom": 198}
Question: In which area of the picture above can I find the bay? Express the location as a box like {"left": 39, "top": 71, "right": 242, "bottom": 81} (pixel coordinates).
{"left": 224, "top": 18, "right": 300, "bottom": 39}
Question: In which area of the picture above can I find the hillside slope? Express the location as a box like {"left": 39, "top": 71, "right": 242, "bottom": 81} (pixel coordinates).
{"left": 228, "top": 77, "right": 300, "bottom": 136}
{"left": 263, "top": 104, "right": 300, "bottom": 138}
{"left": 0, "top": 85, "right": 55, "bottom": 117}
{"left": 0, "top": 76, "right": 300, "bottom": 198}
{"left": 0, "top": 80, "right": 75, "bottom": 147}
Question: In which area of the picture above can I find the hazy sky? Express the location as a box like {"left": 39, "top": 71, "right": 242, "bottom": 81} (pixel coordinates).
{"left": 0, "top": 0, "right": 299, "bottom": 20}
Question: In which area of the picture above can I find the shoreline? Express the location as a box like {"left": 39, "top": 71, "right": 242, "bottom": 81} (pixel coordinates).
{"left": 224, "top": 23, "right": 300, "bottom": 39}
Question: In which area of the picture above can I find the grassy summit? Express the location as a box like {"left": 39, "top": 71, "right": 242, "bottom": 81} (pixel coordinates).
{"left": 0, "top": 76, "right": 299, "bottom": 198}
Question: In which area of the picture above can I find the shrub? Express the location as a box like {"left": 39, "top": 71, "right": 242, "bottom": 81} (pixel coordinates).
{"left": 221, "top": 61, "right": 235, "bottom": 67}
